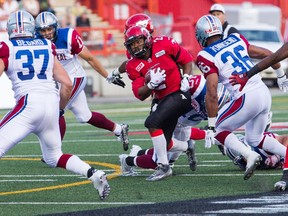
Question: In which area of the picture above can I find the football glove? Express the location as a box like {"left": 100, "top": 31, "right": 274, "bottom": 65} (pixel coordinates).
{"left": 147, "top": 68, "right": 166, "bottom": 89}
{"left": 180, "top": 74, "right": 190, "bottom": 92}
{"left": 106, "top": 68, "right": 126, "bottom": 88}
{"left": 277, "top": 74, "right": 288, "bottom": 93}
{"left": 205, "top": 126, "right": 215, "bottom": 148}
{"left": 229, "top": 72, "right": 248, "bottom": 91}
{"left": 265, "top": 155, "right": 280, "bottom": 168}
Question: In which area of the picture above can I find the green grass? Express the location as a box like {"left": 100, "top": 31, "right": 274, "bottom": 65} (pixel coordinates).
{"left": 0, "top": 95, "right": 287, "bottom": 216}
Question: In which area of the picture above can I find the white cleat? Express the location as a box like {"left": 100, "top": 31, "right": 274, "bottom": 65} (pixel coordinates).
{"left": 146, "top": 164, "right": 172, "bottom": 181}
{"left": 243, "top": 151, "right": 262, "bottom": 180}
{"left": 89, "top": 170, "right": 110, "bottom": 200}
{"left": 186, "top": 140, "right": 197, "bottom": 171}
{"left": 119, "top": 154, "right": 136, "bottom": 176}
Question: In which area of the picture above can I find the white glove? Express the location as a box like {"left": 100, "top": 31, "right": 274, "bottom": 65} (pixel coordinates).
{"left": 180, "top": 74, "right": 191, "bottom": 92}
{"left": 265, "top": 155, "right": 280, "bottom": 167}
{"left": 147, "top": 68, "right": 166, "bottom": 89}
{"left": 106, "top": 68, "right": 120, "bottom": 83}
{"left": 277, "top": 75, "right": 288, "bottom": 93}
{"left": 205, "top": 127, "right": 215, "bottom": 148}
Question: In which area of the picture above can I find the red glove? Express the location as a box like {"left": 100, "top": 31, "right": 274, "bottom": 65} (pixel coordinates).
{"left": 229, "top": 72, "right": 248, "bottom": 92}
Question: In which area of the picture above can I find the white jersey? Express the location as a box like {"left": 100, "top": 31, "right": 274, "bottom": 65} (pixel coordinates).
{"left": 0, "top": 38, "right": 58, "bottom": 101}
{"left": 54, "top": 28, "right": 85, "bottom": 77}
{"left": 0, "top": 37, "right": 63, "bottom": 164}
{"left": 196, "top": 33, "right": 265, "bottom": 100}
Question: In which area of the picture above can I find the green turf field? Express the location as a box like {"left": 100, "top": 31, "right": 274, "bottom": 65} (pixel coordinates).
{"left": 0, "top": 94, "right": 288, "bottom": 216}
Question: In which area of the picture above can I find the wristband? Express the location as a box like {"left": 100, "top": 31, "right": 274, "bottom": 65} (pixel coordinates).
{"left": 208, "top": 117, "right": 217, "bottom": 127}
{"left": 275, "top": 68, "right": 285, "bottom": 78}
{"left": 147, "top": 82, "right": 154, "bottom": 90}
{"left": 247, "top": 65, "right": 260, "bottom": 78}
{"left": 113, "top": 68, "right": 120, "bottom": 75}
{"left": 207, "top": 126, "right": 215, "bottom": 132}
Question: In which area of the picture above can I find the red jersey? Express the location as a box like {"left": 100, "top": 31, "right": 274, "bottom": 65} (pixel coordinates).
{"left": 126, "top": 36, "right": 193, "bottom": 100}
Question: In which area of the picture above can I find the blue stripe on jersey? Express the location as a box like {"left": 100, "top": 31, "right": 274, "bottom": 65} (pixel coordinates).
{"left": 54, "top": 28, "right": 70, "bottom": 49}
{"left": 205, "top": 34, "right": 241, "bottom": 57}
{"left": 11, "top": 38, "right": 48, "bottom": 46}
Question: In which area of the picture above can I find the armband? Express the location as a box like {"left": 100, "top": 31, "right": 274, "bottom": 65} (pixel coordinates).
{"left": 275, "top": 68, "right": 285, "bottom": 78}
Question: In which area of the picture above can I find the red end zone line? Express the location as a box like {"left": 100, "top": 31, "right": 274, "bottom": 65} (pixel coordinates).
{"left": 105, "top": 122, "right": 288, "bottom": 136}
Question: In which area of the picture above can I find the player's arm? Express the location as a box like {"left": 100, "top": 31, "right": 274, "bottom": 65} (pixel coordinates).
{"left": 248, "top": 44, "right": 281, "bottom": 71}
{"left": 181, "top": 61, "right": 193, "bottom": 75}
{"left": 52, "top": 57, "right": 73, "bottom": 110}
{"left": 205, "top": 73, "right": 219, "bottom": 119}
{"left": 246, "top": 42, "right": 288, "bottom": 78}
{"left": 137, "top": 85, "right": 153, "bottom": 101}
{"left": 78, "top": 46, "right": 109, "bottom": 78}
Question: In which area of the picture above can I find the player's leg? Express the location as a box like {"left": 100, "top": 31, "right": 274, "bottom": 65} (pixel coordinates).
{"left": 70, "top": 90, "right": 129, "bottom": 150}
{"left": 215, "top": 95, "right": 262, "bottom": 180}
{"left": 39, "top": 94, "right": 110, "bottom": 200}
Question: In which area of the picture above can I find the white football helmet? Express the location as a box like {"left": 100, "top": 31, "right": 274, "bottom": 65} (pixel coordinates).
{"left": 35, "top": 11, "right": 59, "bottom": 41}
{"left": 7, "top": 10, "right": 35, "bottom": 39}
{"left": 195, "top": 15, "right": 223, "bottom": 47}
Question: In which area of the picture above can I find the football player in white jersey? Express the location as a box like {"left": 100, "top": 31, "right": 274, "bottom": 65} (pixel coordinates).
{"left": 35, "top": 12, "right": 129, "bottom": 151}
{"left": 195, "top": 15, "right": 286, "bottom": 180}
{"left": 226, "top": 132, "right": 286, "bottom": 171}
{"left": 0, "top": 10, "right": 110, "bottom": 200}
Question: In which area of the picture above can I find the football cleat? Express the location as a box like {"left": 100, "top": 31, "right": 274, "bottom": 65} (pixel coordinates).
{"left": 119, "top": 154, "right": 136, "bottom": 176}
{"left": 186, "top": 140, "right": 197, "bottom": 171}
{"left": 243, "top": 151, "right": 262, "bottom": 180}
{"left": 146, "top": 163, "right": 172, "bottom": 181}
{"left": 233, "top": 155, "right": 247, "bottom": 171}
{"left": 117, "top": 124, "right": 129, "bottom": 151}
{"left": 89, "top": 170, "right": 110, "bottom": 200}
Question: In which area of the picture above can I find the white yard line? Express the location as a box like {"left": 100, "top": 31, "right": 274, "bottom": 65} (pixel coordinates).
{"left": 0, "top": 201, "right": 155, "bottom": 205}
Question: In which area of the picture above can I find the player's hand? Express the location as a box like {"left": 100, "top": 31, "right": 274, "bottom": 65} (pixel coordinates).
{"left": 205, "top": 127, "right": 215, "bottom": 148}
{"left": 265, "top": 155, "right": 280, "bottom": 167}
{"left": 180, "top": 74, "right": 190, "bottom": 92}
{"left": 147, "top": 68, "right": 166, "bottom": 89}
{"left": 277, "top": 74, "right": 288, "bottom": 92}
{"left": 106, "top": 69, "right": 126, "bottom": 88}
{"left": 229, "top": 72, "right": 248, "bottom": 91}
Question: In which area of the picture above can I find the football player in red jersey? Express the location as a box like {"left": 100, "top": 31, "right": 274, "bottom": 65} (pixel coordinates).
{"left": 35, "top": 12, "right": 129, "bottom": 151}
{"left": 124, "top": 25, "right": 193, "bottom": 181}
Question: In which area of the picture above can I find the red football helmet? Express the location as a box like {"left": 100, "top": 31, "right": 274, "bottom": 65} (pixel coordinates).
{"left": 125, "top": 13, "right": 154, "bottom": 34}
{"left": 124, "top": 26, "right": 152, "bottom": 58}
